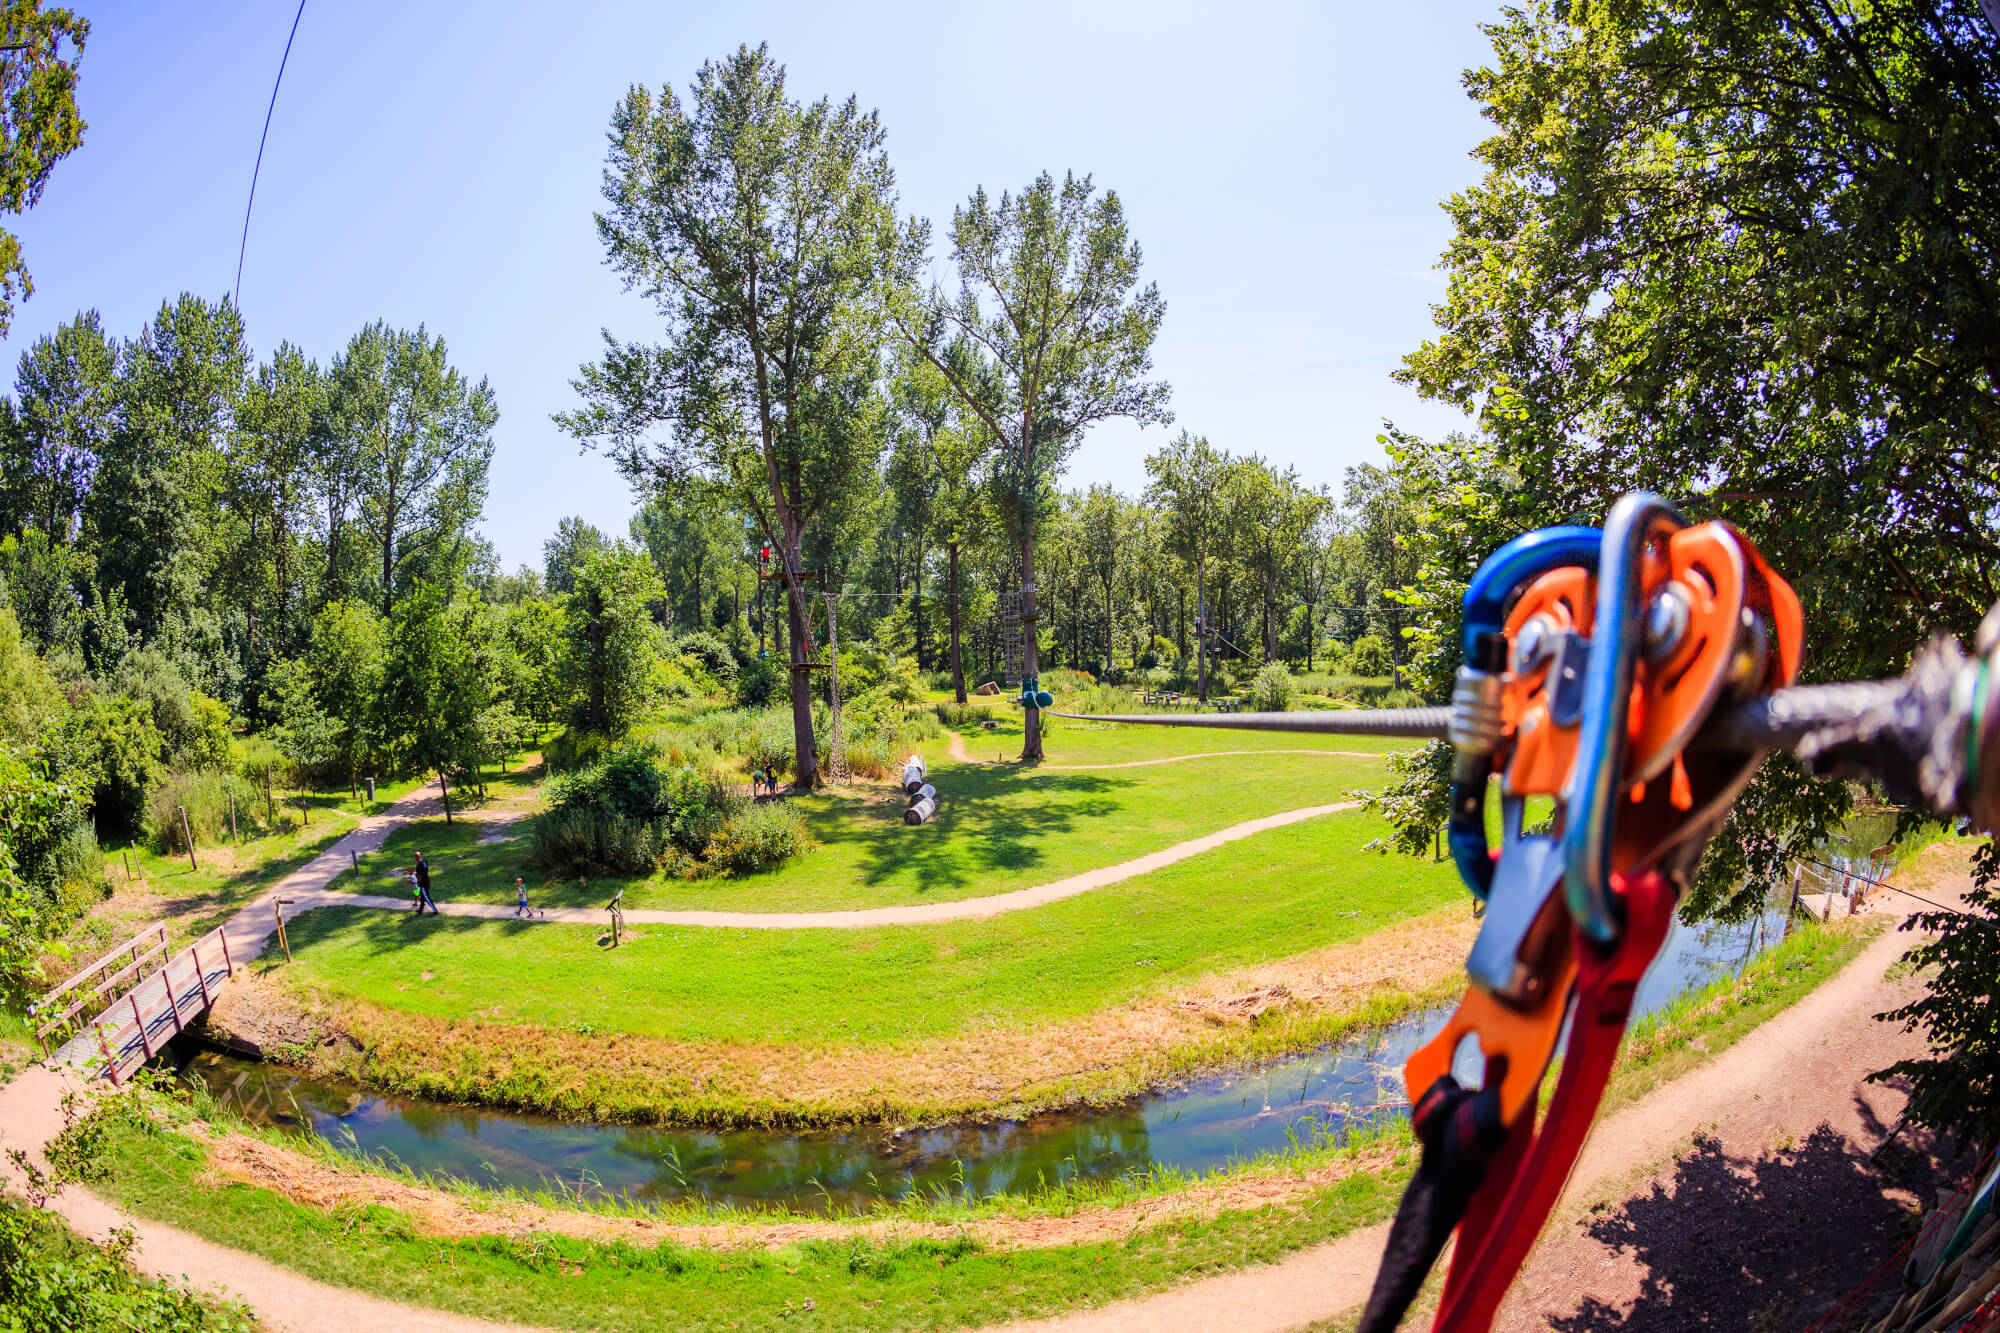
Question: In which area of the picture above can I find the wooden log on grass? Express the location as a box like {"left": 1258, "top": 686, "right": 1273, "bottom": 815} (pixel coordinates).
{"left": 904, "top": 795, "right": 937, "bottom": 825}
{"left": 908, "top": 782, "right": 936, "bottom": 805}
{"left": 900, "top": 755, "right": 927, "bottom": 795}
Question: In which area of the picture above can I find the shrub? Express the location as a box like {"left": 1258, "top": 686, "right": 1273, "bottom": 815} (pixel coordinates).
{"left": 735, "top": 656, "right": 782, "bottom": 708}
{"left": 672, "top": 630, "right": 738, "bottom": 683}
{"left": 1346, "top": 634, "right": 1392, "bottom": 677}
{"left": 708, "top": 801, "right": 815, "bottom": 874}
{"left": 1381, "top": 687, "right": 1426, "bottom": 709}
{"left": 1039, "top": 668, "right": 1096, "bottom": 696}
{"left": 531, "top": 749, "right": 747, "bottom": 876}
{"left": 1247, "top": 661, "right": 1295, "bottom": 712}
{"left": 933, "top": 701, "right": 984, "bottom": 727}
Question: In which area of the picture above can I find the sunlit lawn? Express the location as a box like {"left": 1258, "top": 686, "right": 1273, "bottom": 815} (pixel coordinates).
{"left": 282, "top": 804, "right": 1462, "bottom": 1045}
{"left": 337, "top": 715, "right": 1416, "bottom": 913}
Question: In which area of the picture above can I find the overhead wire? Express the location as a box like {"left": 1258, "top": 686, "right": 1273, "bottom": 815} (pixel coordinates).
{"left": 234, "top": 0, "right": 308, "bottom": 307}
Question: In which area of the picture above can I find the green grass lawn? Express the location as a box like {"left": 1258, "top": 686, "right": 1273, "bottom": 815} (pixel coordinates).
{"left": 93, "top": 915, "right": 1878, "bottom": 1333}
{"left": 338, "top": 718, "right": 1414, "bottom": 914}
{"left": 282, "top": 805, "right": 1462, "bottom": 1047}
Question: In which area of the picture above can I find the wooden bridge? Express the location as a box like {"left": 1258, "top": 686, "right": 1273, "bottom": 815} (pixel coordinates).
{"left": 32, "top": 921, "right": 237, "bottom": 1084}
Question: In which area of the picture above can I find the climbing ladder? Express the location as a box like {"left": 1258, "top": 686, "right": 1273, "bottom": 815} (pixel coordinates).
{"left": 999, "top": 588, "right": 1024, "bottom": 687}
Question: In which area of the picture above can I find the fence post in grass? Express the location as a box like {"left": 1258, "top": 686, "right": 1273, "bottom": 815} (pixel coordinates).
{"left": 177, "top": 805, "right": 198, "bottom": 871}
{"left": 122, "top": 851, "right": 132, "bottom": 881}
{"left": 273, "top": 899, "right": 293, "bottom": 963}
{"left": 229, "top": 792, "right": 237, "bottom": 842}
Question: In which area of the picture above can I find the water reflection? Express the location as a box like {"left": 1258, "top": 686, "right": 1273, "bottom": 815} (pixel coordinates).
{"left": 180, "top": 907, "right": 1795, "bottom": 1214}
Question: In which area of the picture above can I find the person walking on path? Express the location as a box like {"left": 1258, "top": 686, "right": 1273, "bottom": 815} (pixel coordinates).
{"left": 514, "top": 876, "right": 536, "bottom": 919}
{"left": 409, "top": 851, "right": 439, "bottom": 914}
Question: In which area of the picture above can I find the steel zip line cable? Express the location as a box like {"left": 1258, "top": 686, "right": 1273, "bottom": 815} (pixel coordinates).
{"left": 234, "top": 0, "right": 308, "bottom": 307}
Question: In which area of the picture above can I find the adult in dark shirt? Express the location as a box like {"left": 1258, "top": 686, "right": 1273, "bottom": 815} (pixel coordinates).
{"left": 413, "top": 851, "right": 438, "bottom": 914}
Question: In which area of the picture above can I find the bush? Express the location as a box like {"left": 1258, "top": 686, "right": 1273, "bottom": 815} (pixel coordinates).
{"left": 1346, "top": 634, "right": 1392, "bottom": 677}
{"left": 672, "top": 630, "right": 738, "bottom": 683}
{"left": 531, "top": 749, "right": 747, "bottom": 876}
{"left": 735, "top": 656, "right": 782, "bottom": 708}
{"left": 1380, "top": 687, "right": 1426, "bottom": 710}
{"left": 1247, "top": 661, "right": 1295, "bottom": 712}
{"left": 707, "top": 801, "right": 815, "bottom": 874}
{"left": 933, "top": 701, "right": 984, "bottom": 727}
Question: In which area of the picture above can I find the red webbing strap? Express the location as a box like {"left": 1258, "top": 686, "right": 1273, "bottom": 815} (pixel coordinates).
{"left": 1432, "top": 871, "right": 1678, "bottom": 1332}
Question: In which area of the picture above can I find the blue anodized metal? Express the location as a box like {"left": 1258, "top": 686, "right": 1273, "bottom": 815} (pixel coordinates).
{"left": 1447, "top": 525, "right": 1602, "bottom": 898}
{"left": 1560, "top": 492, "right": 1686, "bottom": 946}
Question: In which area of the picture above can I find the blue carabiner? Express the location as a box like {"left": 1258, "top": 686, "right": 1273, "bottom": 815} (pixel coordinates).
{"left": 1448, "top": 525, "right": 1602, "bottom": 899}
{"left": 1561, "top": 492, "right": 1686, "bottom": 946}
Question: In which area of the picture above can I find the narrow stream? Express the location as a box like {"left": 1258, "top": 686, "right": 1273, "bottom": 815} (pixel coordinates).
{"left": 178, "top": 903, "right": 1818, "bottom": 1214}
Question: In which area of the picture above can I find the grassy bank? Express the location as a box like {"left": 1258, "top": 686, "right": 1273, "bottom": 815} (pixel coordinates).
{"left": 339, "top": 728, "right": 1401, "bottom": 913}
{"left": 264, "top": 807, "right": 1466, "bottom": 1121}
{"left": 97, "top": 916, "right": 1878, "bottom": 1331}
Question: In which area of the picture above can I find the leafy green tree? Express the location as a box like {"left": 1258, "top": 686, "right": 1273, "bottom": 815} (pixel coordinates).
{"left": 542, "top": 514, "right": 611, "bottom": 596}
{"left": 496, "top": 595, "right": 565, "bottom": 731}
{"left": 894, "top": 170, "right": 1171, "bottom": 756}
{"left": 330, "top": 321, "right": 496, "bottom": 618}
{"left": 0, "top": 2, "right": 89, "bottom": 336}
{"left": 228, "top": 341, "right": 328, "bottom": 699}
{"left": 562, "top": 543, "right": 665, "bottom": 735}
{"left": 294, "top": 599, "right": 385, "bottom": 793}
{"left": 1077, "top": 483, "right": 1133, "bottom": 677}
{"left": 558, "top": 44, "right": 899, "bottom": 788}
{"left": 86, "top": 294, "right": 247, "bottom": 640}
{"left": 3, "top": 308, "right": 114, "bottom": 537}
{"left": 1231, "top": 458, "right": 1325, "bottom": 664}
{"left": 1146, "top": 432, "right": 1230, "bottom": 700}
{"left": 630, "top": 484, "right": 743, "bottom": 632}
{"left": 0, "top": 526, "right": 82, "bottom": 652}
{"left": 889, "top": 351, "right": 996, "bottom": 701}
{"left": 377, "top": 582, "right": 490, "bottom": 821}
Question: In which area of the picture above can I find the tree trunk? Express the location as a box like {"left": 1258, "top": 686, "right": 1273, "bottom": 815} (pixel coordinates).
{"left": 1020, "top": 525, "right": 1044, "bottom": 760}
{"left": 949, "top": 542, "right": 967, "bottom": 704}
{"left": 913, "top": 547, "right": 925, "bottom": 672}
{"left": 1196, "top": 554, "right": 1209, "bottom": 702}
{"left": 1264, "top": 569, "right": 1277, "bottom": 662}
{"left": 437, "top": 766, "right": 453, "bottom": 824}
{"left": 784, "top": 568, "right": 819, "bottom": 788}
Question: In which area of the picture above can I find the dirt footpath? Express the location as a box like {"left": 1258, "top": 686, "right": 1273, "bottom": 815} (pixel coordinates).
{"left": 999, "top": 849, "right": 1968, "bottom": 1333}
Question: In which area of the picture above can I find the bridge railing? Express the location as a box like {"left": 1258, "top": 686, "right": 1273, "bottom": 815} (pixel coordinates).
{"left": 84, "top": 924, "right": 235, "bottom": 1085}
{"left": 29, "top": 921, "right": 171, "bottom": 1055}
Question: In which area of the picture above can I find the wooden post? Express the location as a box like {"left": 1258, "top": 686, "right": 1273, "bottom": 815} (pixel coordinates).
{"left": 1783, "top": 865, "right": 1802, "bottom": 941}
{"left": 221, "top": 926, "right": 233, "bottom": 975}
{"left": 177, "top": 805, "right": 198, "bottom": 871}
{"left": 298, "top": 792, "right": 309, "bottom": 827}
{"left": 193, "top": 940, "right": 211, "bottom": 1006}
{"left": 265, "top": 765, "right": 274, "bottom": 826}
{"left": 96, "top": 1023, "right": 118, "bottom": 1085}
{"left": 122, "top": 851, "right": 132, "bottom": 881}
{"left": 132, "top": 992, "right": 151, "bottom": 1060}
{"left": 272, "top": 900, "right": 292, "bottom": 963}
{"left": 350, "top": 849, "right": 359, "bottom": 873}
{"left": 229, "top": 792, "right": 237, "bottom": 841}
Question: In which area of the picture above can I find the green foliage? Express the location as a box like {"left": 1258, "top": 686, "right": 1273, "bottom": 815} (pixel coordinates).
{"left": 531, "top": 748, "right": 770, "bottom": 877}
{"left": 69, "top": 691, "right": 161, "bottom": 841}
{"left": 734, "top": 655, "right": 781, "bottom": 708}
{"left": 0, "top": 748, "right": 96, "bottom": 1004}
{"left": 706, "top": 799, "right": 815, "bottom": 874}
{"left": 377, "top": 582, "right": 491, "bottom": 789}
{"left": 0, "top": 604, "right": 60, "bottom": 750}
{"left": 541, "top": 515, "right": 610, "bottom": 596}
{"left": 561, "top": 543, "right": 665, "bottom": 735}
{"left": 933, "top": 700, "right": 985, "bottom": 726}
{"left": 144, "top": 769, "right": 255, "bottom": 855}
{"left": 1344, "top": 634, "right": 1390, "bottom": 678}
{"left": 0, "top": 530, "right": 85, "bottom": 652}
{"left": 1246, "top": 660, "right": 1294, "bottom": 712}
{"left": 0, "top": 4, "right": 89, "bottom": 338}
{"left": 1871, "top": 840, "right": 2000, "bottom": 1151}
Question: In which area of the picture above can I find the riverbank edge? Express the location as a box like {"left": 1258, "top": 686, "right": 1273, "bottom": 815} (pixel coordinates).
{"left": 197, "top": 950, "right": 1472, "bottom": 1130}
{"left": 74, "top": 914, "right": 1884, "bottom": 1333}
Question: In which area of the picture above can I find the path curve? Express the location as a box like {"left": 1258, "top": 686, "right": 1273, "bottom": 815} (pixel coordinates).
{"left": 301, "top": 800, "right": 1363, "bottom": 930}
{"left": 988, "top": 872, "right": 1948, "bottom": 1333}
{"left": 942, "top": 729, "right": 1382, "bottom": 769}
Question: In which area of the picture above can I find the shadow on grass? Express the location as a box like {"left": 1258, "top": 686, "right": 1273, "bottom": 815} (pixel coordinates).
{"left": 272, "top": 903, "right": 550, "bottom": 971}
{"left": 820, "top": 764, "right": 1130, "bottom": 893}
{"left": 1545, "top": 1088, "right": 1954, "bottom": 1331}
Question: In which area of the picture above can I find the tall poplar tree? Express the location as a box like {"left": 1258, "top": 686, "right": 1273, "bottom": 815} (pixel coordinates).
{"left": 893, "top": 171, "right": 1170, "bottom": 758}
{"left": 1146, "top": 431, "right": 1230, "bottom": 701}
{"left": 557, "top": 43, "right": 898, "bottom": 790}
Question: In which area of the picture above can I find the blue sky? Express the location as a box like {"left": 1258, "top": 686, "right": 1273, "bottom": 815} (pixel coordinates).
{"left": 5, "top": 0, "right": 1499, "bottom": 571}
